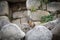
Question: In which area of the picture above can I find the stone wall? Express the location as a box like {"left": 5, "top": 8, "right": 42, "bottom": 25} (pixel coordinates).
{"left": 0, "top": 0, "right": 51, "bottom": 28}
{"left": 0, "top": 0, "right": 60, "bottom": 29}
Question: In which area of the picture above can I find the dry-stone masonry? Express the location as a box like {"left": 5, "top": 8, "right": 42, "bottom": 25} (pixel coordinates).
{"left": 0, "top": 0, "right": 60, "bottom": 40}
{"left": 13, "top": 11, "right": 27, "bottom": 23}
{"left": 25, "top": 25, "right": 52, "bottom": 40}
{"left": 27, "top": 10, "right": 50, "bottom": 21}
{"left": 48, "top": 2, "right": 60, "bottom": 11}
{"left": 0, "top": 1, "right": 9, "bottom": 16}
{"left": 13, "top": 11, "right": 27, "bottom": 19}
{"left": 12, "top": 18, "right": 28, "bottom": 27}
{"left": 0, "top": 16, "right": 10, "bottom": 30}
{"left": 12, "top": 19, "right": 21, "bottom": 27}
{"left": 13, "top": 12, "right": 25, "bottom": 19}
{"left": 26, "top": 0, "right": 41, "bottom": 9}
{"left": 12, "top": 19, "right": 31, "bottom": 33}
{"left": 12, "top": 11, "right": 29, "bottom": 25}
{"left": 21, "top": 17, "right": 28, "bottom": 23}
{"left": 45, "top": 2, "right": 60, "bottom": 13}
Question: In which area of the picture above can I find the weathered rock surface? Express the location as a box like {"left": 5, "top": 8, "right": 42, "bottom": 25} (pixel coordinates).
{"left": 13, "top": 11, "right": 27, "bottom": 19}
{"left": 48, "top": 2, "right": 60, "bottom": 11}
{"left": 51, "top": 22, "right": 60, "bottom": 40}
{"left": 13, "top": 12, "right": 24, "bottom": 19}
{"left": 27, "top": 10, "right": 50, "bottom": 21}
{"left": 51, "top": 22, "right": 60, "bottom": 35}
{"left": 33, "top": 22, "right": 41, "bottom": 26}
{"left": 26, "top": 0, "right": 40, "bottom": 9}
{"left": 43, "top": 18, "right": 60, "bottom": 30}
{"left": 12, "top": 19, "right": 31, "bottom": 33}
{"left": 25, "top": 25, "right": 52, "bottom": 40}
{"left": 12, "top": 19, "right": 21, "bottom": 27}
{"left": 0, "top": 1, "right": 9, "bottom": 15}
{"left": 0, "top": 23, "right": 25, "bottom": 40}
{"left": 0, "top": 16, "right": 10, "bottom": 30}
{"left": 43, "top": 2, "right": 60, "bottom": 13}
{"left": 12, "top": 17, "right": 28, "bottom": 26}
{"left": 21, "top": 17, "right": 28, "bottom": 23}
